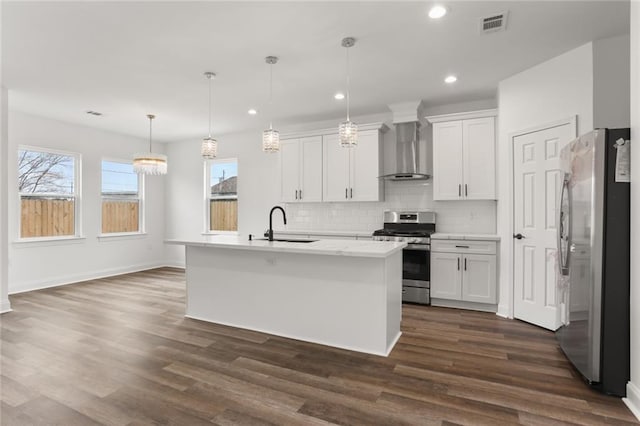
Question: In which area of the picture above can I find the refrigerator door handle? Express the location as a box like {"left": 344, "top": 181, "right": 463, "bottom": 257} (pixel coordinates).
{"left": 558, "top": 173, "right": 572, "bottom": 275}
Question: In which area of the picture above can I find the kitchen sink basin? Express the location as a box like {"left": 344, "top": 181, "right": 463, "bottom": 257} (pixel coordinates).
{"left": 256, "top": 238, "right": 317, "bottom": 243}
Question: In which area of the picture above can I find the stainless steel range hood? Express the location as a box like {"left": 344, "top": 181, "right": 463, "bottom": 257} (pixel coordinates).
{"left": 380, "top": 121, "right": 430, "bottom": 181}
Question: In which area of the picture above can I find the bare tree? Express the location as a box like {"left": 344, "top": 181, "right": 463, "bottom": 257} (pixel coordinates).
{"left": 18, "top": 150, "right": 72, "bottom": 193}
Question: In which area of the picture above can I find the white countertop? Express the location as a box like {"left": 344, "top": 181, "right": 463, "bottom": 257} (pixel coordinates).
{"left": 431, "top": 233, "right": 501, "bottom": 241}
{"left": 273, "top": 229, "right": 374, "bottom": 238}
{"left": 165, "top": 235, "right": 405, "bottom": 258}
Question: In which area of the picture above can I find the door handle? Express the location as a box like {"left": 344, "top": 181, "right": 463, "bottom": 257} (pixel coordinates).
{"left": 457, "top": 257, "right": 460, "bottom": 270}
{"left": 295, "top": 190, "right": 298, "bottom": 200}
{"left": 350, "top": 188, "right": 353, "bottom": 199}
{"left": 345, "top": 188, "right": 348, "bottom": 199}
{"left": 464, "top": 258, "right": 467, "bottom": 271}
{"left": 299, "top": 189, "right": 302, "bottom": 199}
{"left": 458, "top": 184, "right": 461, "bottom": 197}
{"left": 465, "top": 184, "right": 468, "bottom": 197}
{"left": 513, "top": 233, "right": 525, "bottom": 240}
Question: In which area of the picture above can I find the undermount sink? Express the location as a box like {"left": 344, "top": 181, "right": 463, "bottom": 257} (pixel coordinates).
{"left": 257, "top": 238, "right": 317, "bottom": 243}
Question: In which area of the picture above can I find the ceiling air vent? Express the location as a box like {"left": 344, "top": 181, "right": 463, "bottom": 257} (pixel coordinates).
{"left": 480, "top": 11, "right": 508, "bottom": 34}
{"left": 86, "top": 110, "right": 103, "bottom": 116}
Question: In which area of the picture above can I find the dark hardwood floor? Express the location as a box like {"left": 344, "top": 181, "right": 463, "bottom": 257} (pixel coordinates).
{"left": 1, "top": 267, "right": 637, "bottom": 425}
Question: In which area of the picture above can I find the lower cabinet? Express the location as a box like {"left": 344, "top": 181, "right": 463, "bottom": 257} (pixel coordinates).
{"left": 431, "top": 240, "right": 497, "bottom": 306}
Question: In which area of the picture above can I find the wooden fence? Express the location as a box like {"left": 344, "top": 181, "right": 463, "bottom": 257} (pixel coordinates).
{"left": 210, "top": 199, "right": 237, "bottom": 231}
{"left": 21, "top": 198, "right": 75, "bottom": 238}
{"left": 102, "top": 200, "right": 140, "bottom": 233}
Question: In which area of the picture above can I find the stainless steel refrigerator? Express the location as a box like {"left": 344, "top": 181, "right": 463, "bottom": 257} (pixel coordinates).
{"left": 556, "top": 128, "right": 630, "bottom": 396}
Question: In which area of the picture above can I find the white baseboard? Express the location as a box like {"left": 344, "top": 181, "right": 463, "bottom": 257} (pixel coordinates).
{"left": 0, "top": 299, "right": 12, "bottom": 314}
{"left": 496, "top": 303, "right": 512, "bottom": 319}
{"left": 164, "top": 261, "right": 185, "bottom": 269}
{"left": 624, "top": 381, "right": 640, "bottom": 421}
{"left": 8, "top": 262, "right": 172, "bottom": 295}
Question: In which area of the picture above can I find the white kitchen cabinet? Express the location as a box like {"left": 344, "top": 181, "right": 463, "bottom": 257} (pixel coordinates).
{"left": 428, "top": 110, "right": 497, "bottom": 201}
{"left": 323, "top": 129, "right": 383, "bottom": 202}
{"left": 431, "top": 238, "right": 497, "bottom": 307}
{"left": 279, "top": 136, "right": 322, "bottom": 203}
{"left": 430, "top": 252, "right": 462, "bottom": 300}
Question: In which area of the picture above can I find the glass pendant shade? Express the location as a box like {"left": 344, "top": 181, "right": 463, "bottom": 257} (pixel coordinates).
{"left": 262, "top": 128, "right": 280, "bottom": 153}
{"left": 339, "top": 120, "right": 358, "bottom": 148}
{"left": 202, "top": 72, "right": 218, "bottom": 159}
{"left": 201, "top": 136, "right": 218, "bottom": 159}
{"left": 133, "top": 152, "right": 168, "bottom": 175}
{"left": 134, "top": 114, "right": 167, "bottom": 175}
{"left": 262, "top": 56, "right": 280, "bottom": 153}
{"left": 339, "top": 37, "right": 358, "bottom": 148}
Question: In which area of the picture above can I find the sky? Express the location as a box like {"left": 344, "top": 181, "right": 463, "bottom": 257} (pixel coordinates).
{"left": 210, "top": 161, "right": 238, "bottom": 186}
{"left": 102, "top": 160, "right": 138, "bottom": 195}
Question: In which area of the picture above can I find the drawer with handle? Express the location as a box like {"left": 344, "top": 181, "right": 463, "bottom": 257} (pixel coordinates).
{"left": 431, "top": 239, "right": 497, "bottom": 255}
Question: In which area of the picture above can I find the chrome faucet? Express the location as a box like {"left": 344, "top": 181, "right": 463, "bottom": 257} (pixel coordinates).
{"left": 265, "top": 206, "right": 286, "bottom": 241}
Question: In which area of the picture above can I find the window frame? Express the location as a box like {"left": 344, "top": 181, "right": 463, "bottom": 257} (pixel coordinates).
{"left": 17, "top": 145, "right": 82, "bottom": 242}
{"left": 99, "top": 157, "right": 145, "bottom": 237}
{"left": 203, "top": 157, "right": 238, "bottom": 235}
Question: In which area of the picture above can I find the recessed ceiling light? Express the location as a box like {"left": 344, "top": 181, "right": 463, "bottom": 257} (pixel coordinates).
{"left": 334, "top": 92, "right": 345, "bottom": 100}
{"left": 428, "top": 5, "right": 447, "bottom": 19}
{"left": 444, "top": 75, "right": 457, "bottom": 84}
{"left": 248, "top": 108, "right": 257, "bottom": 115}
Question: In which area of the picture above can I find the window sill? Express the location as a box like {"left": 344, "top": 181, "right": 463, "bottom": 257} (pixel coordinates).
{"left": 97, "top": 232, "right": 147, "bottom": 241}
{"left": 13, "top": 236, "right": 86, "bottom": 248}
{"left": 201, "top": 231, "right": 239, "bottom": 236}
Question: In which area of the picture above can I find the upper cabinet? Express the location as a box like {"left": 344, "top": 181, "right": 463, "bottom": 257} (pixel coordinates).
{"left": 427, "top": 110, "right": 497, "bottom": 201}
{"left": 280, "top": 136, "right": 323, "bottom": 203}
{"left": 323, "top": 128, "right": 384, "bottom": 202}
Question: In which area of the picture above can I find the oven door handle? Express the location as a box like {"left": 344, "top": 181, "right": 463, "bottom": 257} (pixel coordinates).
{"left": 405, "top": 244, "right": 430, "bottom": 251}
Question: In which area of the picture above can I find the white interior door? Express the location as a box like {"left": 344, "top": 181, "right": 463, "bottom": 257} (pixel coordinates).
{"left": 513, "top": 122, "right": 574, "bottom": 330}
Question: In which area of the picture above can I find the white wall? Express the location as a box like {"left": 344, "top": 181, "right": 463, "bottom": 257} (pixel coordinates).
{"left": 496, "top": 42, "right": 594, "bottom": 318}
{"left": 593, "top": 34, "right": 631, "bottom": 129}
{"left": 1, "top": 87, "right": 10, "bottom": 312}
{"left": 626, "top": 1, "right": 640, "bottom": 419}
{"left": 7, "top": 111, "right": 167, "bottom": 293}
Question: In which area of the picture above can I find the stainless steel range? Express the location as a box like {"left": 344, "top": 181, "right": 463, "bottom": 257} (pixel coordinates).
{"left": 373, "top": 211, "right": 436, "bottom": 305}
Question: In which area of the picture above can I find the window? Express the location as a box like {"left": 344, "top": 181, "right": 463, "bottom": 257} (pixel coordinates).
{"left": 101, "top": 160, "right": 142, "bottom": 234}
{"left": 18, "top": 147, "right": 79, "bottom": 238}
{"left": 207, "top": 158, "right": 238, "bottom": 232}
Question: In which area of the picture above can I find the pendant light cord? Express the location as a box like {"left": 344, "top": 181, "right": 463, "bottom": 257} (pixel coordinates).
{"left": 208, "top": 76, "right": 213, "bottom": 138}
{"left": 148, "top": 116, "right": 153, "bottom": 153}
{"left": 269, "top": 62, "right": 273, "bottom": 130}
{"left": 346, "top": 46, "right": 350, "bottom": 121}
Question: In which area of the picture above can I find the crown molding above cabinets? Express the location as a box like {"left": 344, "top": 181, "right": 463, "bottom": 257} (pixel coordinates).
{"left": 425, "top": 109, "right": 498, "bottom": 124}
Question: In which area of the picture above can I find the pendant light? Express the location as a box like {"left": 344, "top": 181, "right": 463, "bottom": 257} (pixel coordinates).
{"left": 262, "top": 56, "right": 280, "bottom": 153}
{"left": 133, "top": 114, "right": 167, "bottom": 175}
{"left": 339, "top": 37, "right": 358, "bottom": 148}
{"left": 201, "top": 71, "right": 218, "bottom": 159}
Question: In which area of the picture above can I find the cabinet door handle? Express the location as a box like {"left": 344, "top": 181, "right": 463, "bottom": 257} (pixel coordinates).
{"left": 455, "top": 245, "right": 470, "bottom": 248}
{"left": 299, "top": 189, "right": 302, "bottom": 199}
{"left": 464, "top": 258, "right": 467, "bottom": 271}
{"left": 465, "top": 184, "right": 468, "bottom": 197}
{"left": 458, "top": 184, "right": 461, "bottom": 197}
{"left": 350, "top": 188, "right": 353, "bottom": 199}
{"left": 295, "top": 190, "right": 298, "bottom": 200}
{"left": 345, "top": 188, "right": 348, "bottom": 199}
{"left": 457, "top": 258, "right": 460, "bottom": 270}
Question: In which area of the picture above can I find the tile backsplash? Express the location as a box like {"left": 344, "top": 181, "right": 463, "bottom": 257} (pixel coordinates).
{"left": 279, "top": 180, "right": 497, "bottom": 234}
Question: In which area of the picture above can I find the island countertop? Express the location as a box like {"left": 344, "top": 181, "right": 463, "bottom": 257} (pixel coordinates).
{"left": 165, "top": 235, "right": 406, "bottom": 258}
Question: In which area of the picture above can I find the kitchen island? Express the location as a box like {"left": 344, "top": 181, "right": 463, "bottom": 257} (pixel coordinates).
{"left": 166, "top": 235, "right": 405, "bottom": 356}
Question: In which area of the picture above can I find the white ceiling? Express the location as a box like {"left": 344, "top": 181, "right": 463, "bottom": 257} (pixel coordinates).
{"left": 2, "top": 1, "right": 630, "bottom": 142}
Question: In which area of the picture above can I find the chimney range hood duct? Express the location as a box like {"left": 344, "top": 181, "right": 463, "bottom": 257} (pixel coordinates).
{"left": 381, "top": 121, "right": 430, "bottom": 181}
